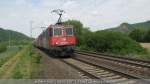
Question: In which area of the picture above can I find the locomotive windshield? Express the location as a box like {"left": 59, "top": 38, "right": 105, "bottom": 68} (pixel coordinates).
{"left": 65, "top": 28, "right": 73, "bottom": 35}
{"left": 54, "top": 28, "right": 61, "bottom": 36}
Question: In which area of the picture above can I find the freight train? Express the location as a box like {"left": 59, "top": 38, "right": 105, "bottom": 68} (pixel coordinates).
{"left": 34, "top": 9, "right": 76, "bottom": 57}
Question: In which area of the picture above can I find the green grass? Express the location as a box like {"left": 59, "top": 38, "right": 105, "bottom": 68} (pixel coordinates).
{"left": 11, "top": 53, "right": 30, "bottom": 78}
{"left": 77, "top": 46, "right": 150, "bottom": 60}
{"left": 11, "top": 46, "right": 42, "bottom": 79}
{"left": 123, "top": 45, "right": 150, "bottom": 60}
{"left": 0, "top": 46, "right": 19, "bottom": 67}
{"left": 11, "top": 46, "right": 31, "bottom": 79}
{"left": 0, "top": 42, "right": 7, "bottom": 53}
{"left": 140, "top": 49, "right": 150, "bottom": 60}
{"left": 30, "top": 51, "right": 42, "bottom": 79}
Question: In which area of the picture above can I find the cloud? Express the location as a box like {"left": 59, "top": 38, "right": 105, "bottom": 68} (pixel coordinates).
{"left": 62, "top": 0, "right": 79, "bottom": 9}
{"left": 0, "top": 0, "right": 150, "bottom": 37}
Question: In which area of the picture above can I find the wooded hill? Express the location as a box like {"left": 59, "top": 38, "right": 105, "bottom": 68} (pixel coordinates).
{"left": 0, "top": 28, "right": 30, "bottom": 42}
{"left": 107, "top": 20, "right": 150, "bottom": 33}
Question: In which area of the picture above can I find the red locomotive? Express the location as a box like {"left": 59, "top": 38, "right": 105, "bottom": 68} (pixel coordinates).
{"left": 34, "top": 9, "right": 76, "bottom": 57}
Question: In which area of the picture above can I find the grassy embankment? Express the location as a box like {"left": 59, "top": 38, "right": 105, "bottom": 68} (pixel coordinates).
{"left": 11, "top": 46, "right": 42, "bottom": 79}
{"left": 0, "top": 46, "right": 19, "bottom": 67}
{"left": 0, "top": 45, "right": 28, "bottom": 78}
{"left": 140, "top": 43, "right": 150, "bottom": 59}
{"left": 0, "top": 44, "right": 42, "bottom": 79}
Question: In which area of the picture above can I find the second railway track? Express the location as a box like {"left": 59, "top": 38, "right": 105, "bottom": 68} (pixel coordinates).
{"left": 62, "top": 58, "right": 149, "bottom": 84}
{"left": 75, "top": 50, "right": 150, "bottom": 69}
{"left": 68, "top": 50, "right": 150, "bottom": 83}
{"left": 75, "top": 51, "right": 150, "bottom": 78}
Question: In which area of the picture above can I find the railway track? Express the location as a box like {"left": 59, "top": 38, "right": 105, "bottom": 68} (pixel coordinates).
{"left": 62, "top": 58, "right": 148, "bottom": 84}
{"left": 75, "top": 51, "right": 150, "bottom": 78}
{"left": 65, "top": 50, "right": 150, "bottom": 83}
{"left": 37, "top": 48, "right": 150, "bottom": 84}
{"left": 75, "top": 50, "right": 150, "bottom": 69}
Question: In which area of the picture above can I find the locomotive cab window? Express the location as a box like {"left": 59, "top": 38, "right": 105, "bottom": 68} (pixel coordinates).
{"left": 49, "top": 28, "right": 53, "bottom": 36}
{"left": 65, "top": 28, "right": 73, "bottom": 35}
{"left": 53, "top": 28, "right": 62, "bottom": 36}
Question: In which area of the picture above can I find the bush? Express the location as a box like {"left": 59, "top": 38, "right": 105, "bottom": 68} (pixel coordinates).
{"left": 129, "top": 29, "right": 150, "bottom": 42}
{"left": 0, "top": 42, "right": 7, "bottom": 53}
{"left": 145, "top": 30, "right": 150, "bottom": 42}
{"left": 63, "top": 19, "right": 147, "bottom": 56}
{"left": 84, "top": 31, "right": 147, "bottom": 55}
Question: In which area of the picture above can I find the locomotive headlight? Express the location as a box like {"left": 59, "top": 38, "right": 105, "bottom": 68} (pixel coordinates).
{"left": 63, "top": 38, "right": 66, "bottom": 41}
{"left": 56, "top": 42, "right": 58, "bottom": 44}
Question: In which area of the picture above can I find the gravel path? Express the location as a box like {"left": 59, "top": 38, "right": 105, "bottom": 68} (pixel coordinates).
{"left": 36, "top": 48, "right": 83, "bottom": 79}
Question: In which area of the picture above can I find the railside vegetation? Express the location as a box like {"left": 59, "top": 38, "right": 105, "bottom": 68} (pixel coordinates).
{"left": 64, "top": 20, "right": 150, "bottom": 59}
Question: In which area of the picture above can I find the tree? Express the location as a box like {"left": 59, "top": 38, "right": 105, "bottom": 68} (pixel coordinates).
{"left": 63, "top": 20, "right": 92, "bottom": 46}
{"left": 129, "top": 29, "right": 146, "bottom": 42}
{"left": 145, "top": 30, "right": 150, "bottom": 42}
{"left": 63, "top": 20, "right": 83, "bottom": 35}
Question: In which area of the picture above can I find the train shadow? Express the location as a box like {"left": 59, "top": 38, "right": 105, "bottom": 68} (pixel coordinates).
{"left": 35, "top": 47, "right": 75, "bottom": 59}
{"left": 41, "top": 49, "right": 74, "bottom": 59}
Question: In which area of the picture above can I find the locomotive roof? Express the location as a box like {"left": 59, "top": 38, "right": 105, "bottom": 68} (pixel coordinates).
{"left": 48, "top": 24, "right": 73, "bottom": 28}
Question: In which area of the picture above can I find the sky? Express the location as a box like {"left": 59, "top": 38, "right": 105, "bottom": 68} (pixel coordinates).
{"left": 0, "top": 0, "right": 150, "bottom": 38}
